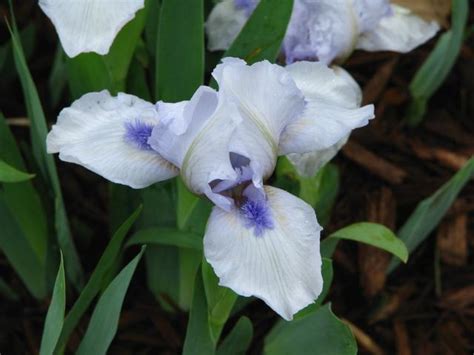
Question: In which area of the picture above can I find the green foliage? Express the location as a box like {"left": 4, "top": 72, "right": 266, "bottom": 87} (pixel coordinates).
{"left": 55, "top": 206, "right": 142, "bottom": 353}
{"left": 202, "top": 260, "right": 238, "bottom": 344}
{"left": 406, "top": 0, "right": 469, "bottom": 125}
{"left": 0, "top": 159, "right": 34, "bottom": 182}
{"left": 264, "top": 304, "right": 357, "bottom": 355}
{"left": 183, "top": 268, "right": 215, "bottom": 355}
{"left": 276, "top": 158, "right": 340, "bottom": 226}
{"left": 388, "top": 158, "right": 474, "bottom": 272}
{"left": 39, "top": 253, "right": 65, "bottom": 355}
{"left": 67, "top": 7, "right": 148, "bottom": 98}
{"left": 156, "top": 0, "right": 204, "bottom": 101}
{"left": 325, "top": 222, "right": 408, "bottom": 263}
{"left": 0, "top": 112, "right": 49, "bottom": 299}
{"left": 224, "top": 0, "right": 294, "bottom": 64}
{"left": 127, "top": 227, "right": 203, "bottom": 250}
{"left": 9, "top": 18, "right": 84, "bottom": 289}
{"left": 216, "top": 317, "right": 253, "bottom": 355}
{"left": 76, "top": 246, "right": 146, "bottom": 355}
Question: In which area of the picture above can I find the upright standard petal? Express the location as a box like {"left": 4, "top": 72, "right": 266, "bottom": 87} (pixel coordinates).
{"left": 39, "top": 0, "right": 144, "bottom": 57}
{"left": 204, "top": 185, "right": 323, "bottom": 320}
{"left": 279, "top": 62, "right": 374, "bottom": 157}
{"left": 205, "top": 0, "right": 248, "bottom": 51}
{"left": 356, "top": 4, "right": 439, "bottom": 53}
{"left": 213, "top": 58, "right": 306, "bottom": 184}
{"left": 149, "top": 86, "right": 242, "bottom": 211}
{"left": 47, "top": 90, "right": 177, "bottom": 188}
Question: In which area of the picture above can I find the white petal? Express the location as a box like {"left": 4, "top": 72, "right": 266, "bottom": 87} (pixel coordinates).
{"left": 283, "top": 0, "right": 357, "bottom": 64}
{"left": 213, "top": 58, "right": 306, "bottom": 182}
{"left": 205, "top": 0, "right": 248, "bottom": 51}
{"left": 352, "top": 0, "right": 392, "bottom": 33}
{"left": 356, "top": 4, "right": 440, "bottom": 53}
{"left": 284, "top": 61, "right": 362, "bottom": 108}
{"left": 47, "top": 90, "right": 177, "bottom": 188}
{"left": 149, "top": 86, "right": 241, "bottom": 210}
{"left": 279, "top": 62, "right": 374, "bottom": 156}
{"left": 39, "top": 0, "right": 144, "bottom": 57}
{"left": 204, "top": 186, "right": 323, "bottom": 320}
{"left": 287, "top": 135, "right": 348, "bottom": 177}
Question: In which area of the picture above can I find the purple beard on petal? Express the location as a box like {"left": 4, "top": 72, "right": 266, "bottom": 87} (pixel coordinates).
{"left": 241, "top": 197, "right": 274, "bottom": 237}
{"left": 234, "top": 0, "right": 258, "bottom": 15}
{"left": 124, "top": 120, "right": 154, "bottom": 151}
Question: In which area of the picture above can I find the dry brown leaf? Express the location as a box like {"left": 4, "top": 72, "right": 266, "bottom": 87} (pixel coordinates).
{"left": 392, "top": 0, "right": 451, "bottom": 27}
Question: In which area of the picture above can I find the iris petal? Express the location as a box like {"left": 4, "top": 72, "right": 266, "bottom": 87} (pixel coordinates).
{"left": 47, "top": 90, "right": 177, "bottom": 188}
{"left": 357, "top": 4, "right": 439, "bottom": 53}
{"left": 39, "top": 0, "right": 144, "bottom": 57}
{"left": 204, "top": 186, "right": 323, "bottom": 320}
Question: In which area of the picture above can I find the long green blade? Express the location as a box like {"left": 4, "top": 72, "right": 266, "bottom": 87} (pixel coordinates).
{"left": 40, "top": 253, "right": 66, "bottom": 355}
{"left": 76, "top": 246, "right": 146, "bottom": 355}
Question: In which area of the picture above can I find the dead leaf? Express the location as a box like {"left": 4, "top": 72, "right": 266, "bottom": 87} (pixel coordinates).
{"left": 392, "top": 0, "right": 451, "bottom": 27}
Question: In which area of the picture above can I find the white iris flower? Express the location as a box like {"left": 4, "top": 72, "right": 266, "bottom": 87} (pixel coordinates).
{"left": 46, "top": 58, "right": 374, "bottom": 319}
{"left": 38, "top": 0, "right": 145, "bottom": 57}
{"left": 206, "top": 0, "right": 440, "bottom": 64}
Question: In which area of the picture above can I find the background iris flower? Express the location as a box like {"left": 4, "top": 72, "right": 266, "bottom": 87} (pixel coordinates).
{"left": 206, "top": 0, "right": 440, "bottom": 64}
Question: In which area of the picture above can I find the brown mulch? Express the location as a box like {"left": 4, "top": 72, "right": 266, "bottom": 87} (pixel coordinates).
{"left": 0, "top": 2, "right": 473, "bottom": 354}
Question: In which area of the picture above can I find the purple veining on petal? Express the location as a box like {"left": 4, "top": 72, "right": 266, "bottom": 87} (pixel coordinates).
{"left": 241, "top": 197, "right": 274, "bottom": 236}
{"left": 234, "top": 0, "right": 258, "bottom": 15}
{"left": 124, "top": 120, "right": 154, "bottom": 151}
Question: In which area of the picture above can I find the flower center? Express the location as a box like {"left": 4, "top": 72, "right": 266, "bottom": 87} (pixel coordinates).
{"left": 124, "top": 120, "right": 154, "bottom": 151}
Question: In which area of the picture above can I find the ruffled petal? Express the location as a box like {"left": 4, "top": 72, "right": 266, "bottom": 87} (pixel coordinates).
{"left": 352, "top": 0, "right": 392, "bottom": 33}
{"left": 204, "top": 185, "right": 323, "bottom": 320}
{"left": 149, "top": 86, "right": 242, "bottom": 211}
{"left": 39, "top": 0, "right": 144, "bottom": 57}
{"left": 213, "top": 58, "right": 306, "bottom": 184}
{"left": 47, "top": 90, "right": 177, "bottom": 188}
{"left": 283, "top": 0, "right": 357, "bottom": 64}
{"left": 287, "top": 136, "right": 348, "bottom": 177}
{"left": 279, "top": 62, "right": 374, "bottom": 156}
{"left": 356, "top": 4, "right": 440, "bottom": 53}
{"left": 205, "top": 0, "right": 248, "bottom": 51}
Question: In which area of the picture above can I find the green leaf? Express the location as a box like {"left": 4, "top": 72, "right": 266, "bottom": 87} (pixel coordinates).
{"left": 328, "top": 222, "right": 408, "bottom": 263}
{"left": 202, "top": 260, "right": 238, "bottom": 344}
{"left": 127, "top": 227, "right": 203, "bottom": 250}
{"left": 216, "top": 317, "right": 253, "bottom": 355}
{"left": 156, "top": 0, "right": 204, "bottom": 101}
{"left": 294, "top": 258, "right": 333, "bottom": 319}
{"left": 177, "top": 179, "right": 203, "bottom": 230}
{"left": 264, "top": 304, "right": 357, "bottom": 355}
{"left": 67, "top": 53, "right": 112, "bottom": 99}
{"left": 224, "top": 0, "right": 293, "bottom": 64}
{"left": 275, "top": 158, "right": 340, "bottom": 226}
{"left": 0, "top": 113, "right": 48, "bottom": 298}
{"left": 0, "top": 159, "right": 34, "bottom": 182}
{"left": 76, "top": 246, "right": 146, "bottom": 355}
{"left": 55, "top": 206, "right": 142, "bottom": 353}
{"left": 388, "top": 157, "right": 474, "bottom": 273}
{"left": 40, "top": 253, "right": 65, "bottom": 355}
{"left": 9, "top": 18, "right": 84, "bottom": 289}
{"left": 103, "top": 7, "right": 148, "bottom": 91}
{"left": 48, "top": 46, "right": 68, "bottom": 108}
{"left": 67, "top": 6, "right": 148, "bottom": 98}
{"left": 183, "top": 267, "right": 215, "bottom": 355}
{"left": 406, "top": 0, "right": 469, "bottom": 125}
{"left": 0, "top": 197, "right": 47, "bottom": 299}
